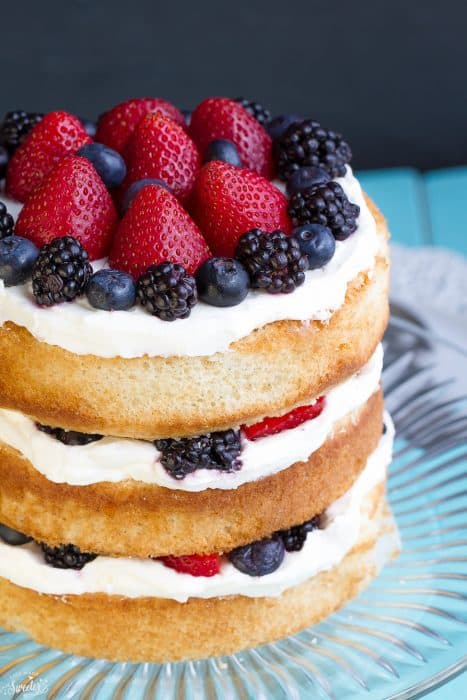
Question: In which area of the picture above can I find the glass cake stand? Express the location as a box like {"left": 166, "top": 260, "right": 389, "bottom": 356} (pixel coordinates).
{"left": 0, "top": 302, "right": 466, "bottom": 700}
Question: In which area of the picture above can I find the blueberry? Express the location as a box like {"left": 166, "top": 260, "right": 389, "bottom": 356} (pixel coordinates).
{"left": 77, "top": 142, "right": 127, "bottom": 188}
{"left": 0, "top": 145, "right": 9, "bottom": 178}
{"left": 79, "top": 117, "right": 97, "bottom": 138}
{"left": 181, "top": 109, "right": 192, "bottom": 126}
{"left": 229, "top": 535, "right": 285, "bottom": 576}
{"left": 286, "top": 166, "right": 331, "bottom": 196}
{"left": 0, "top": 236, "right": 39, "bottom": 286}
{"left": 0, "top": 523, "right": 32, "bottom": 546}
{"left": 267, "top": 113, "right": 303, "bottom": 140}
{"left": 196, "top": 257, "right": 249, "bottom": 307}
{"left": 292, "top": 224, "right": 336, "bottom": 270}
{"left": 120, "top": 178, "right": 171, "bottom": 215}
{"left": 86, "top": 268, "right": 136, "bottom": 311}
{"left": 205, "top": 140, "right": 242, "bottom": 167}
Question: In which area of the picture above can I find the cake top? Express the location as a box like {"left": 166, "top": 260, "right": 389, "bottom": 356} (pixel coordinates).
{"left": 0, "top": 97, "right": 363, "bottom": 328}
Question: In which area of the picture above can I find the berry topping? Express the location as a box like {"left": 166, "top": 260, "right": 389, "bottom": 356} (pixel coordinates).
{"left": 235, "top": 229, "right": 308, "bottom": 294}
{"left": 79, "top": 117, "right": 97, "bottom": 138}
{"left": 0, "top": 146, "right": 9, "bottom": 178}
{"left": 292, "top": 224, "right": 336, "bottom": 269}
{"left": 277, "top": 515, "right": 321, "bottom": 552}
{"left": 6, "top": 111, "right": 92, "bottom": 202}
{"left": 0, "top": 236, "right": 39, "bottom": 287}
{"left": 32, "top": 236, "right": 92, "bottom": 307}
{"left": 137, "top": 262, "right": 198, "bottom": 321}
{"left": 204, "top": 139, "right": 242, "bottom": 167}
{"left": 36, "top": 423, "right": 103, "bottom": 445}
{"left": 77, "top": 142, "right": 127, "bottom": 188}
{"left": 0, "top": 202, "right": 15, "bottom": 239}
{"left": 275, "top": 119, "right": 352, "bottom": 180}
{"left": 195, "top": 257, "right": 249, "bottom": 307}
{"left": 288, "top": 181, "right": 360, "bottom": 241}
{"left": 15, "top": 155, "right": 118, "bottom": 259}
{"left": 189, "top": 97, "right": 273, "bottom": 178}
{"left": 123, "top": 112, "right": 200, "bottom": 201}
{"left": 243, "top": 396, "right": 325, "bottom": 441}
{"left": 234, "top": 97, "right": 271, "bottom": 127}
{"left": 86, "top": 268, "right": 136, "bottom": 311}
{"left": 267, "top": 113, "right": 303, "bottom": 141}
{"left": 0, "top": 110, "right": 43, "bottom": 153}
{"left": 160, "top": 553, "right": 221, "bottom": 577}
{"left": 120, "top": 178, "right": 171, "bottom": 215}
{"left": 155, "top": 429, "right": 242, "bottom": 480}
{"left": 0, "top": 523, "right": 32, "bottom": 546}
{"left": 286, "top": 166, "right": 331, "bottom": 196}
{"left": 41, "top": 543, "right": 97, "bottom": 570}
{"left": 229, "top": 535, "right": 285, "bottom": 576}
{"left": 190, "top": 161, "right": 291, "bottom": 257}
{"left": 95, "top": 97, "right": 185, "bottom": 155}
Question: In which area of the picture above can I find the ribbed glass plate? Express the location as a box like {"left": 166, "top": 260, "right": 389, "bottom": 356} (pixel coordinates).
{"left": 1, "top": 304, "right": 466, "bottom": 699}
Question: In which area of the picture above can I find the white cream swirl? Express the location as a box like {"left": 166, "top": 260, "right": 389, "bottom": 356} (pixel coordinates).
{"left": 0, "top": 416, "right": 393, "bottom": 601}
{"left": 0, "top": 346, "right": 382, "bottom": 490}
{"left": 0, "top": 167, "right": 379, "bottom": 358}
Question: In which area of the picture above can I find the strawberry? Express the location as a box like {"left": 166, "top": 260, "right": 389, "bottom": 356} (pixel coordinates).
{"left": 189, "top": 161, "right": 291, "bottom": 257}
{"left": 159, "top": 554, "right": 221, "bottom": 577}
{"left": 15, "top": 156, "right": 118, "bottom": 260}
{"left": 189, "top": 97, "right": 273, "bottom": 178}
{"left": 243, "top": 396, "right": 326, "bottom": 441}
{"left": 95, "top": 97, "right": 185, "bottom": 155}
{"left": 6, "top": 111, "right": 92, "bottom": 202}
{"left": 109, "top": 184, "right": 210, "bottom": 278}
{"left": 123, "top": 113, "right": 200, "bottom": 201}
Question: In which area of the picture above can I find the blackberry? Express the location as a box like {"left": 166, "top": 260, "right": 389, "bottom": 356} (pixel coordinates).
{"left": 0, "top": 202, "right": 15, "bottom": 239}
{"left": 274, "top": 119, "right": 352, "bottom": 180}
{"left": 40, "top": 543, "right": 97, "bottom": 570}
{"left": 32, "top": 236, "right": 92, "bottom": 307}
{"left": 278, "top": 515, "right": 321, "bottom": 552}
{"left": 137, "top": 262, "right": 197, "bottom": 321}
{"left": 36, "top": 423, "right": 103, "bottom": 446}
{"left": 0, "top": 110, "right": 43, "bottom": 153}
{"left": 155, "top": 429, "right": 242, "bottom": 480}
{"left": 288, "top": 181, "right": 360, "bottom": 241}
{"left": 235, "top": 98, "right": 271, "bottom": 127}
{"left": 235, "top": 229, "right": 308, "bottom": 294}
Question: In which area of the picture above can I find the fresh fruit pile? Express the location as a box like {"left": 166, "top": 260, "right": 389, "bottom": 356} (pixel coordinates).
{"left": 0, "top": 97, "right": 359, "bottom": 320}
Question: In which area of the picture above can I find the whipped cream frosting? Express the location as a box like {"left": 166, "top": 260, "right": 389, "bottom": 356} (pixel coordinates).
{"left": 0, "top": 415, "right": 393, "bottom": 601}
{"left": 0, "top": 345, "right": 382, "bottom": 490}
{"left": 0, "top": 167, "right": 379, "bottom": 358}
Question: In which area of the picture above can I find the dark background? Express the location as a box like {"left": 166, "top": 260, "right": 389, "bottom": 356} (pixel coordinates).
{"left": 1, "top": 0, "right": 464, "bottom": 170}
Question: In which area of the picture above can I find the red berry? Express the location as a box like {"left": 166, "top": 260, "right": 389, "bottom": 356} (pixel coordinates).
{"left": 243, "top": 396, "right": 326, "bottom": 441}
{"left": 160, "top": 553, "right": 221, "bottom": 577}
{"left": 95, "top": 97, "right": 185, "bottom": 155}
{"left": 109, "top": 184, "right": 210, "bottom": 278}
{"left": 189, "top": 161, "right": 291, "bottom": 257}
{"left": 15, "top": 155, "right": 118, "bottom": 260}
{"left": 189, "top": 97, "right": 273, "bottom": 178}
{"left": 6, "top": 111, "right": 91, "bottom": 202}
{"left": 123, "top": 113, "right": 200, "bottom": 202}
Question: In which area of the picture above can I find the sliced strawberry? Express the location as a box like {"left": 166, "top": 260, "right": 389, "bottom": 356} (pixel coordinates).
{"left": 109, "top": 184, "right": 210, "bottom": 278}
{"left": 160, "top": 553, "right": 221, "bottom": 577}
{"left": 6, "top": 111, "right": 92, "bottom": 202}
{"left": 15, "top": 156, "right": 118, "bottom": 260}
{"left": 123, "top": 113, "right": 200, "bottom": 201}
{"left": 243, "top": 396, "right": 326, "bottom": 441}
{"left": 189, "top": 97, "right": 273, "bottom": 178}
{"left": 95, "top": 97, "right": 185, "bottom": 155}
{"left": 189, "top": 161, "right": 291, "bottom": 257}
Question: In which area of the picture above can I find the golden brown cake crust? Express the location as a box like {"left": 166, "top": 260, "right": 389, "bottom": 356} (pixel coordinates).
{"left": 0, "top": 484, "right": 389, "bottom": 663}
{"left": 0, "top": 390, "right": 383, "bottom": 556}
{"left": 0, "top": 200, "right": 389, "bottom": 439}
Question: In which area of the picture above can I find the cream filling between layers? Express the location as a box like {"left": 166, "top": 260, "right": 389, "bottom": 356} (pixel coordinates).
{"left": 0, "top": 167, "right": 380, "bottom": 358}
{"left": 0, "top": 415, "right": 393, "bottom": 601}
{"left": 0, "top": 345, "right": 382, "bottom": 490}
